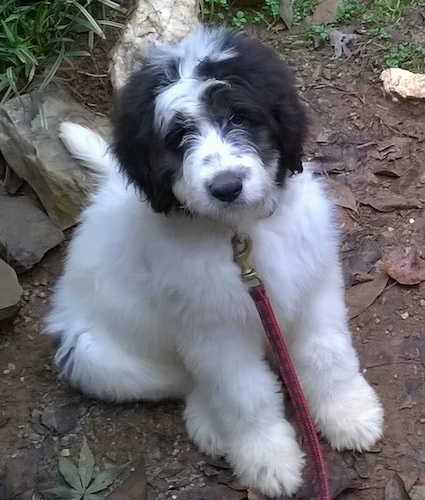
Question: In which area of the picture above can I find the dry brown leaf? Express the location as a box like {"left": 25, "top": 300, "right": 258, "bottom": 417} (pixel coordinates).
{"left": 311, "top": 0, "right": 338, "bottom": 23}
{"left": 384, "top": 473, "right": 411, "bottom": 500}
{"left": 384, "top": 246, "right": 425, "bottom": 285}
{"left": 360, "top": 192, "right": 422, "bottom": 212}
{"left": 368, "top": 137, "right": 411, "bottom": 161}
{"left": 107, "top": 458, "right": 147, "bottom": 500}
{"left": 179, "top": 485, "right": 247, "bottom": 499}
{"left": 247, "top": 487, "right": 267, "bottom": 499}
{"left": 326, "top": 178, "right": 358, "bottom": 214}
{"left": 372, "top": 164, "right": 404, "bottom": 177}
{"left": 346, "top": 271, "right": 389, "bottom": 319}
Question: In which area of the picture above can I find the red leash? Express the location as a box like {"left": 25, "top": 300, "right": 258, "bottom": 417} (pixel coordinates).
{"left": 232, "top": 234, "right": 331, "bottom": 500}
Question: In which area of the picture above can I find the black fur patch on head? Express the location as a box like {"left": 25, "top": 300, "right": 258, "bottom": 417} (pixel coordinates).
{"left": 196, "top": 31, "right": 307, "bottom": 183}
{"left": 112, "top": 60, "right": 181, "bottom": 214}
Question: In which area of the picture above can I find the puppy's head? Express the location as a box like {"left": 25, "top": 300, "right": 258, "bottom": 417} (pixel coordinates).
{"left": 112, "top": 27, "right": 307, "bottom": 221}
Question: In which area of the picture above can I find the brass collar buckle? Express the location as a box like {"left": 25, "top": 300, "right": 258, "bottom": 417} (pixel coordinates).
{"left": 231, "top": 233, "right": 263, "bottom": 287}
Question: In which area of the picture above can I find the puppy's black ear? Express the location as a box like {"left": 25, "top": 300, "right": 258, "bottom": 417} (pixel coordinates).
{"left": 271, "top": 74, "right": 307, "bottom": 183}
{"left": 112, "top": 62, "right": 178, "bottom": 213}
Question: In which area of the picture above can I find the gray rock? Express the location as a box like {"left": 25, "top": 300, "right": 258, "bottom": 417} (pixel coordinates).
{"left": 0, "top": 191, "right": 64, "bottom": 272}
{"left": 41, "top": 403, "right": 79, "bottom": 435}
{"left": 0, "top": 258, "right": 22, "bottom": 321}
{"left": 0, "top": 86, "right": 109, "bottom": 229}
{"left": 110, "top": 0, "right": 200, "bottom": 90}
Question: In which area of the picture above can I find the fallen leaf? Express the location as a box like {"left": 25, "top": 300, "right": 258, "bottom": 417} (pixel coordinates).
{"left": 353, "top": 453, "right": 376, "bottom": 479}
{"left": 384, "top": 473, "right": 411, "bottom": 500}
{"left": 312, "top": 0, "right": 338, "bottom": 23}
{"left": 175, "top": 484, "right": 247, "bottom": 499}
{"left": 107, "top": 458, "right": 146, "bottom": 500}
{"left": 372, "top": 164, "right": 404, "bottom": 177}
{"left": 360, "top": 192, "right": 422, "bottom": 212}
{"left": 343, "top": 242, "right": 382, "bottom": 288}
{"left": 326, "top": 178, "right": 358, "bottom": 214}
{"left": 398, "top": 393, "right": 416, "bottom": 410}
{"left": 368, "top": 137, "right": 411, "bottom": 161}
{"left": 384, "top": 247, "right": 425, "bottom": 285}
{"left": 346, "top": 271, "right": 389, "bottom": 319}
{"left": 329, "top": 29, "right": 359, "bottom": 57}
{"left": 247, "top": 487, "right": 267, "bottom": 499}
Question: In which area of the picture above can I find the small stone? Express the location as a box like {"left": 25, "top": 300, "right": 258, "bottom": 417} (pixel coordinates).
{"left": 387, "top": 227, "right": 394, "bottom": 232}
{"left": 27, "top": 335, "right": 34, "bottom": 341}
{"left": 38, "top": 291, "right": 46, "bottom": 299}
{"left": 3, "top": 369, "right": 10, "bottom": 375}
{"left": 0, "top": 258, "right": 23, "bottom": 321}
{"left": 374, "top": 318, "right": 380, "bottom": 324}
{"left": 60, "top": 449, "right": 71, "bottom": 457}
{"left": 420, "top": 299, "right": 425, "bottom": 307}
{"left": 401, "top": 312, "right": 409, "bottom": 319}
{"left": 7, "top": 363, "right": 15, "bottom": 371}
{"left": 381, "top": 68, "right": 425, "bottom": 100}
{"left": 419, "top": 418, "right": 425, "bottom": 424}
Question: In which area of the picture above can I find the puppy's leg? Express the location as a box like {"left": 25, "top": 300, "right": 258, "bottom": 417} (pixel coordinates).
{"left": 290, "top": 262, "right": 384, "bottom": 452}
{"left": 54, "top": 327, "right": 191, "bottom": 402}
{"left": 181, "top": 334, "right": 305, "bottom": 498}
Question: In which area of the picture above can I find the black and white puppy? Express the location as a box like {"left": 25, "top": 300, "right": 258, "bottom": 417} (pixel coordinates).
{"left": 47, "top": 27, "right": 383, "bottom": 498}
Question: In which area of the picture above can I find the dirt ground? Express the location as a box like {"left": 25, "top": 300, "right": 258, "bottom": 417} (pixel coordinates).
{"left": 1, "top": 19, "right": 425, "bottom": 500}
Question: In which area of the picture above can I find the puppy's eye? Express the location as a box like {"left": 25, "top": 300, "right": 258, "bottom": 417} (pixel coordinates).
{"left": 165, "top": 126, "right": 186, "bottom": 149}
{"left": 230, "top": 115, "right": 245, "bottom": 126}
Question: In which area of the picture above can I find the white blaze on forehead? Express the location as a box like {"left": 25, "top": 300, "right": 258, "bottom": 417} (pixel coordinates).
{"left": 151, "top": 27, "right": 239, "bottom": 133}
{"left": 154, "top": 78, "right": 227, "bottom": 133}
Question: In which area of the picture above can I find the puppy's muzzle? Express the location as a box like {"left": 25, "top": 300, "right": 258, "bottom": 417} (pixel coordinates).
{"left": 208, "top": 171, "right": 243, "bottom": 202}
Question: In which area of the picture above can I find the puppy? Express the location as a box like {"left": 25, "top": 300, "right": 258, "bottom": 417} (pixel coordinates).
{"left": 47, "top": 27, "right": 383, "bottom": 498}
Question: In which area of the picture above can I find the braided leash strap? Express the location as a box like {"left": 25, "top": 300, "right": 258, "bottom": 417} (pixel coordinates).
{"left": 249, "top": 284, "right": 331, "bottom": 500}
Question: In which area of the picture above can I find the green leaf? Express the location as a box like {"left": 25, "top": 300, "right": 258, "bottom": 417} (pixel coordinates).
{"left": 59, "top": 457, "right": 84, "bottom": 492}
{"left": 67, "top": 0, "right": 105, "bottom": 38}
{"left": 45, "top": 485, "right": 83, "bottom": 499}
{"left": 38, "top": 43, "right": 65, "bottom": 91}
{"left": 79, "top": 437, "right": 95, "bottom": 488}
{"left": 86, "top": 466, "right": 125, "bottom": 494}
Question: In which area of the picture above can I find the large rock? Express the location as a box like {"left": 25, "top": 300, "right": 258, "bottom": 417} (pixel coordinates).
{"left": 110, "top": 0, "right": 200, "bottom": 90}
{"left": 0, "top": 258, "right": 22, "bottom": 322}
{"left": 380, "top": 68, "right": 425, "bottom": 101}
{"left": 0, "top": 190, "right": 64, "bottom": 272}
{"left": 0, "top": 87, "right": 109, "bottom": 229}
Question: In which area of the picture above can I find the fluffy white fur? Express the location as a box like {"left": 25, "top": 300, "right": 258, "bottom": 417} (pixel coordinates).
{"left": 48, "top": 124, "right": 383, "bottom": 498}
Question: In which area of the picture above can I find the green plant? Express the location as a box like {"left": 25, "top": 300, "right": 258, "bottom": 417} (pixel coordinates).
{"left": 264, "top": 0, "right": 280, "bottom": 20}
{"left": 232, "top": 10, "right": 247, "bottom": 27}
{"left": 0, "top": 0, "right": 125, "bottom": 104}
{"left": 309, "top": 23, "right": 329, "bottom": 41}
{"left": 336, "top": 0, "right": 363, "bottom": 24}
{"left": 48, "top": 437, "right": 125, "bottom": 499}
{"left": 291, "top": 0, "right": 321, "bottom": 24}
{"left": 199, "top": 0, "right": 229, "bottom": 21}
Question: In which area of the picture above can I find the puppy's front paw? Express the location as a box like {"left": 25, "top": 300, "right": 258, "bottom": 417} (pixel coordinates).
{"left": 184, "top": 400, "right": 226, "bottom": 458}
{"left": 228, "top": 422, "right": 305, "bottom": 498}
{"left": 316, "top": 375, "right": 384, "bottom": 452}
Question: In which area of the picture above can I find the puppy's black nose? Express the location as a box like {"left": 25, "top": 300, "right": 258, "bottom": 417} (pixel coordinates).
{"left": 209, "top": 171, "right": 243, "bottom": 202}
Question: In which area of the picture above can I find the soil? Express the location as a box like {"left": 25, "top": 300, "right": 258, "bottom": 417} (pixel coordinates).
{"left": 1, "top": 18, "right": 425, "bottom": 500}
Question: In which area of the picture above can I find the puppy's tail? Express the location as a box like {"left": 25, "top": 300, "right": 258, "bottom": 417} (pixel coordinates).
{"left": 59, "top": 122, "right": 118, "bottom": 176}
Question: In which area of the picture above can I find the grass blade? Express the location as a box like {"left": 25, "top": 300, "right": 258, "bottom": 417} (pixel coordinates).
{"left": 67, "top": 0, "right": 105, "bottom": 38}
{"left": 38, "top": 44, "right": 66, "bottom": 91}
